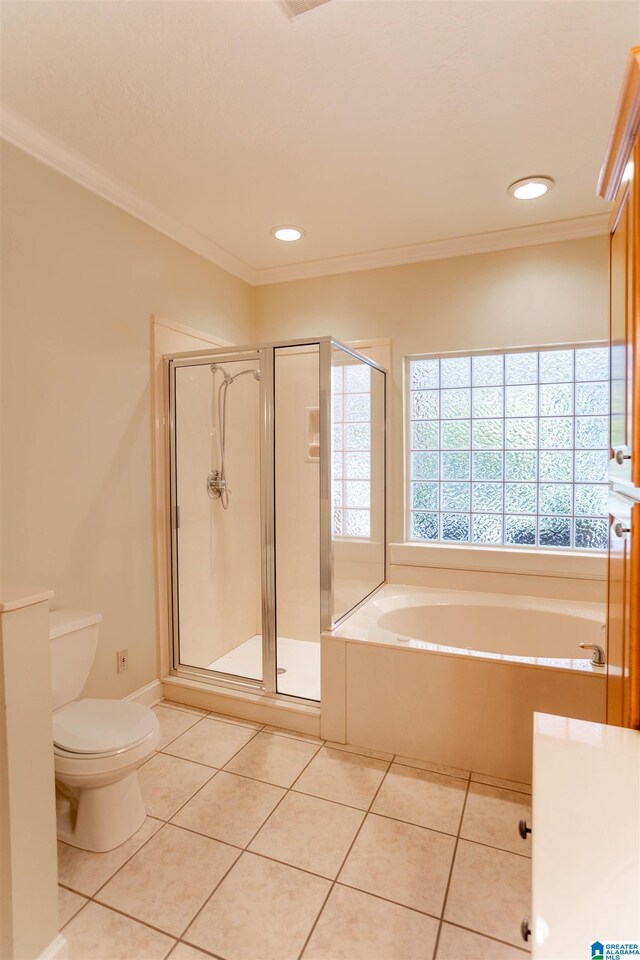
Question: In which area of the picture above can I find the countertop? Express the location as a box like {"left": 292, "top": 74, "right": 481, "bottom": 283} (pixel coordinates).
{"left": 532, "top": 712, "right": 640, "bottom": 959}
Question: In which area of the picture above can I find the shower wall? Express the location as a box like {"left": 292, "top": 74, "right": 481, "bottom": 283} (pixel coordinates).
{"left": 174, "top": 360, "right": 261, "bottom": 669}
{"left": 332, "top": 344, "right": 386, "bottom": 622}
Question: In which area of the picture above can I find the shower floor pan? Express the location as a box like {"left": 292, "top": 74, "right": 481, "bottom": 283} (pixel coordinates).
{"left": 207, "top": 634, "right": 320, "bottom": 701}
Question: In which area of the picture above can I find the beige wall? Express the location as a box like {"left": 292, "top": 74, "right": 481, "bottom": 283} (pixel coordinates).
{"left": 255, "top": 236, "right": 610, "bottom": 553}
{"left": 1, "top": 140, "right": 610, "bottom": 702}
{"left": 0, "top": 142, "right": 254, "bottom": 699}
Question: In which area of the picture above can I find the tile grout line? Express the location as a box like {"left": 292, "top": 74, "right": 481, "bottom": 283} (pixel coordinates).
{"left": 159, "top": 701, "right": 209, "bottom": 717}
{"left": 168, "top": 702, "right": 526, "bottom": 787}
{"left": 63, "top": 816, "right": 167, "bottom": 902}
{"left": 60, "top": 895, "right": 207, "bottom": 960}
{"left": 150, "top": 711, "right": 207, "bottom": 756}
{"left": 160, "top": 725, "right": 263, "bottom": 821}
{"left": 441, "top": 918, "right": 531, "bottom": 955}
{"left": 159, "top": 705, "right": 532, "bottom": 790}
{"left": 60, "top": 712, "right": 532, "bottom": 957}
{"left": 239, "top": 738, "right": 326, "bottom": 848}
{"left": 57, "top": 896, "right": 89, "bottom": 931}
{"left": 173, "top": 944, "right": 226, "bottom": 960}
{"left": 469, "top": 777, "right": 532, "bottom": 796}
{"left": 162, "top": 702, "right": 533, "bottom": 792}
{"left": 90, "top": 722, "right": 281, "bottom": 927}
{"left": 86, "top": 716, "right": 267, "bottom": 904}
{"left": 175, "top": 735, "right": 326, "bottom": 949}
{"left": 63, "top": 895, "right": 232, "bottom": 960}
{"left": 83, "top": 766, "right": 530, "bottom": 920}
{"left": 63, "top": 897, "right": 181, "bottom": 945}
{"left": 333, "top": 879, "right": 443, "bottom": 923}
{"left": 295, "top": 754, "right": 395, "bottom": 960}
{"left": 156, "top": 732, "right": 530, "bottom": 837}
{"left": 156, "top": 746, "right": 531, "bottom": 861}
{"left": 430, "top": 775, "right": 472, "bottom": 960}
{"left": 163, "top": 700, "right": 326, "bottom": 747}
{"left": 81, "top": 723, "right": 322, "bottom": 932}
{"left": 66, "top": 805, "right": 531, "bottom": 954}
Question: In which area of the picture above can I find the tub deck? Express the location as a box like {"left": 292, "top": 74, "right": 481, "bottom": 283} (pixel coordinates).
{"left": 321, "top": 584, "right": 606, "bottom": 783}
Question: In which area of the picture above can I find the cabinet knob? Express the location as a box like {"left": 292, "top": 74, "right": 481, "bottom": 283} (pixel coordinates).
{"left": 614, "top": 521, "right": 630, "bottom": 538}
{"left": 521, "top": 920, "right": 531, "bottom": 943}
{"left": 518, "top": 819, "right": 532, "bottom": 839}
{"left": 614, "top": 447, "right": 631, "bottom": 465}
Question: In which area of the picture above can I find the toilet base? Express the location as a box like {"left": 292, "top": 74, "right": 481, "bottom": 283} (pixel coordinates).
{"left": 56, "top": 770, "right": 146, "bottom": 852}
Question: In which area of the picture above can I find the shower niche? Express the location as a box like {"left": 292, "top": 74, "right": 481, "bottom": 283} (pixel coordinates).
{"left": 167, "top": 338, "right": 387, "bottom": 702}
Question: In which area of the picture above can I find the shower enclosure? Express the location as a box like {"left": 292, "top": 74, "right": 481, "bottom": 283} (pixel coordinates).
{"left": 167, "top": 337, "right": 387, "bottom": 702}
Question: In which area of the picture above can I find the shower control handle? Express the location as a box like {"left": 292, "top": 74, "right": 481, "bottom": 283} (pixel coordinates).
{"left": 207, "top": 470, "right": 226, "bottom": 500}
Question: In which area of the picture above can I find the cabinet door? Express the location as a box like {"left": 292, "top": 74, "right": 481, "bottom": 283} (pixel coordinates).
{"left": 601, "top": 48, "right": 640, "bottom": 729}
{"left": 633, "top": 140, "right": 640, "bottom": 491}
{"left": 609, "top": 143, "right": 638, "bottom": 488}
{"left": 607, "top": 502, "right": 640, "bottom": 727}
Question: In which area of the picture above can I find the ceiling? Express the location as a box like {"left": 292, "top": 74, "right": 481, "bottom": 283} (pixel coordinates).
{"left": 1, "top": 0, "right": 638, "bottom": 284}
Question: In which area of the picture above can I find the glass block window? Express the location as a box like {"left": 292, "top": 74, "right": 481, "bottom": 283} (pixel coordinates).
{"left": 407, "top": 346, "right": 609, "bottom": 550}
{"left": 333, "top": 362, "right": 371, "bottom": 538}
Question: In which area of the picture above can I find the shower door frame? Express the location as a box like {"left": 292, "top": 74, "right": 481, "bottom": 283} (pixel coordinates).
{"left": 166, "top": 336, "right": 387, "bottom": 701}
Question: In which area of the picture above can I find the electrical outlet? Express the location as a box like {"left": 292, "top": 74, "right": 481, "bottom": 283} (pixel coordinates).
{"left": 117, "top": 649, "right": 128, "bottom": 673}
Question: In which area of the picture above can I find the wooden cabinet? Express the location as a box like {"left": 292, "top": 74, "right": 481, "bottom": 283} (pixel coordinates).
{"left": 599, "top": 47, "right": 640, "bottom": 729}
{"left": 609, "top": 156, "right": 636, "bottom": 486}
{"left": 607, "top": 495, "right": 639, "bottom": 726}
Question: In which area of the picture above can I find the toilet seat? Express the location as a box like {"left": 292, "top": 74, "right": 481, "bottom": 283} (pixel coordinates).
{"left": 53, "top": 698, "right": 158, "bottom": 758}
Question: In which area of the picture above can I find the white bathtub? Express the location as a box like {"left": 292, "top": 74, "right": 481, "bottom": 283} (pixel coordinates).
{"left": 321, "top": 584, "right": 606, "bottom": 783}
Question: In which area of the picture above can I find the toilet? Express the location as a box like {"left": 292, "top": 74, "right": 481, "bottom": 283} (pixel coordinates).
{"left": 49, "top": 610, "right": 159, "bottom": 853}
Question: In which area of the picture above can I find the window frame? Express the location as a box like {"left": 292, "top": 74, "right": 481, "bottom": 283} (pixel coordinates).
{"left": 403, "top": 340, "right": 610, "bottom": 554}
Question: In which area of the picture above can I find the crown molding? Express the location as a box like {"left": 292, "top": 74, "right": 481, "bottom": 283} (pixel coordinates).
{"left": 253, "top": 213, "right": 610, "bottom": 285}
{"left": 1, "top": 105, "right": 610, "bottom": 289}
{"left": 0, "top": 105, "right": 256, "bottom": 285}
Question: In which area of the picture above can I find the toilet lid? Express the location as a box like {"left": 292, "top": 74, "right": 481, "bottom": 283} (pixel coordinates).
{"left": 53, "top": 699, "right": 158, "bottom": 755}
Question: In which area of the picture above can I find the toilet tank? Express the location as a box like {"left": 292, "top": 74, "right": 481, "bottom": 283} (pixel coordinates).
{"left": 49, "top": 610, "right": 103, "bottom": 711}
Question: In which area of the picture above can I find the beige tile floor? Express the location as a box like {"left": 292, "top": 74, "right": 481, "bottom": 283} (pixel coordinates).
{"left": 58, "top": 701, "right": 532, "bottom": 960}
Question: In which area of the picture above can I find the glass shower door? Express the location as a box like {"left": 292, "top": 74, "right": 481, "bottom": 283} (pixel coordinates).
{"left": 171, "top": 351, "right": 264, "bottom": 682}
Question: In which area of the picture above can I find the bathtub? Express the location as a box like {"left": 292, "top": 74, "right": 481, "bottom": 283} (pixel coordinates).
{"left": 321, "top": 584, "right": 606, "bottom": 783}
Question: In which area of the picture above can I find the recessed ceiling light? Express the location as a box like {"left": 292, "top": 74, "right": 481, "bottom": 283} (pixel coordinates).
{"left": 507, "top": 177, "right": 555, "bottom": 200}
{"left": 270, "top": 225, "right": 305, "bottom": 242}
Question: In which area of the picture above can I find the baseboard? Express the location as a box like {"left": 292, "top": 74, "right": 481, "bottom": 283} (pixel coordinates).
{"left": 124, "top": 679, "right": 164, "bottom": 707}
{"left": 162, "top": 676, "right": 321, "bottom": 737}
{"left": 38, "top": 934, "right": 68, "bottom": 960}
